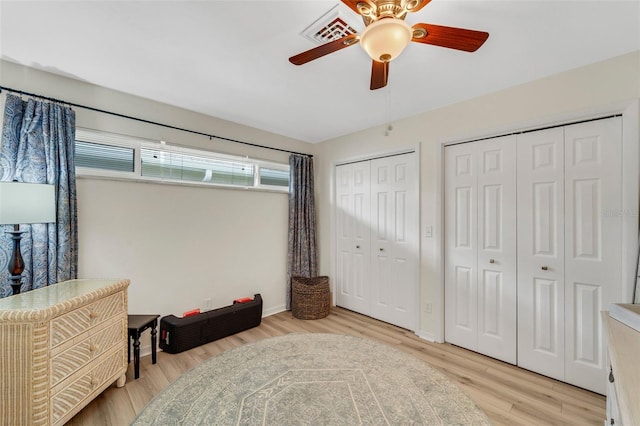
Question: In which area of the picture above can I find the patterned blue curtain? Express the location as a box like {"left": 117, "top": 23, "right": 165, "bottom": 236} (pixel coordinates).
{"left": 0, "top": 94, "right": 77, "bottom": 297}
{"left": 286, "top": 154, "right": 318, "bottom": 309}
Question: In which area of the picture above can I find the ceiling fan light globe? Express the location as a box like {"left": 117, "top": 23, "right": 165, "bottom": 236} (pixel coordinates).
{"left": 359, "top": 18, "right": 412, "bottom": 62}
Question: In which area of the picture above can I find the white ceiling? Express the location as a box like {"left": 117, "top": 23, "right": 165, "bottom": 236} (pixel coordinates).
{"left": 1, "top": 1, "right": 639, "bottom": 143}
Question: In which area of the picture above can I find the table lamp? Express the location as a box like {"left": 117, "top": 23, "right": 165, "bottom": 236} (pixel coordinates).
{"left": 0, "top": 182, "right": 56, "bottom": 295}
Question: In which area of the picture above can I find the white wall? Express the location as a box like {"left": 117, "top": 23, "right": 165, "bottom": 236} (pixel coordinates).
{"left": 76, "top": 179, "right": 289, "bottom": 316}
{"left": 0, "top": 59, "right": 315, "bottom": 319}
{"left": 314, "top": 51, "right": 640, "bottom": 341}
{"left": 2, "top": 51, "right": 639, "bottom": 344}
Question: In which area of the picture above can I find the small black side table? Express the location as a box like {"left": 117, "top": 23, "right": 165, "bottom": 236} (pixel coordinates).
{"left": 127, "top": 314, "right": 160, "bottom": 379}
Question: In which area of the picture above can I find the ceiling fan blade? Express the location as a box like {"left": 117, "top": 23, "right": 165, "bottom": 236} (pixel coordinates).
{"left": 289, "top": 34, "right": 359, "bottom": 65}
{"left": 407, "top": 0, "right": 432, "bottom": 13}
{"left": 370, "top": 60, "right": 389, "bottom": 90}
{"left": 412, "top": 23, "right": 489, "bottom": 52}
{"left": 341, "top": 0, "right": 360, "bottom": 14}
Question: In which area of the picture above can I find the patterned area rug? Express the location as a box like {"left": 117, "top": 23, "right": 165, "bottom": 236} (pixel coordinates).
{"left": 132, "top": 333, "right": 490, "bottom": 425}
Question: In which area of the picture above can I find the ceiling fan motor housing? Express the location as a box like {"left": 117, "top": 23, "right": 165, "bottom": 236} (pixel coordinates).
{"left": 357, "top": 0, "right": 412, "bottom": 22}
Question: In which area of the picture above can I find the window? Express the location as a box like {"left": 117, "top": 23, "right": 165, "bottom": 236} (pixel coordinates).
{"left": 140, "top": 144, "right": 254, "bottom": 186}
{"left": 75, "top": 141, "right": 134, "bottom": 172}
{"left": 75, "top": 128, "right": 290, "bottom": 192}
{"left": 259, "top": 167, "right": 289, "bottom": 188}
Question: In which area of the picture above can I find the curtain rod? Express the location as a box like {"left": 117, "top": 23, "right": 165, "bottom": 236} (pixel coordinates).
{"left": 0, "top": 85, "right": 312, "bottom": 158}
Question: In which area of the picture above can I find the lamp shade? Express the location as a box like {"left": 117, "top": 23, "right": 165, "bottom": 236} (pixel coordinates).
{"left": 0, "top": 182, "right": 56, "bottom": 225}
{"left": 359, "top": 18, "right": 413, "bottom": 62}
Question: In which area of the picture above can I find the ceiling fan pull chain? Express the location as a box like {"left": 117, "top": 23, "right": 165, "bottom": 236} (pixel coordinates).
{"left": 386, "top": 87, "right": 390, "bottom": 133}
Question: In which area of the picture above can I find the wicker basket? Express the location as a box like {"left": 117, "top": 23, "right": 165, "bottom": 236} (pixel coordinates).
{"left": 291, "top": 276, "right": 330, "bottom": 320}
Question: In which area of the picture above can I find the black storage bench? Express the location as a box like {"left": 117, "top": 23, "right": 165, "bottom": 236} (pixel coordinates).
{"left": 159, "top": 294, "right": 262, "bottom": 354}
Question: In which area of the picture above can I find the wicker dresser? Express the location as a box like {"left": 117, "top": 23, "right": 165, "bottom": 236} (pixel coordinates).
{"left": 0, "top": 279, "right": 129, "bottom": 426}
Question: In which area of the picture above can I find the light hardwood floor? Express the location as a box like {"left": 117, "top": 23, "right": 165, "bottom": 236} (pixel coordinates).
{"left": 67, "top": 307, "right": 605, "bottom": 425}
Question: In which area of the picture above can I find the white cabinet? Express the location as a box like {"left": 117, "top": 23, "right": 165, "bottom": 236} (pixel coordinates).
{"left": 444, "top": 136, "right": 517, "bottom": 364}
{"left": 445, "top": 116, "right": 623, "bottom": 394}
{"left": 336, "top": 153, "right": 418, "bottom": 330}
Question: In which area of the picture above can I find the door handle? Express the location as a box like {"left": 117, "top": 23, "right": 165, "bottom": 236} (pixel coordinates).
{"left": 489, "top": 259, "right": 495, "bottom": 264}
{"left": 541, "top": 266, "right": 549, "bottom": 271}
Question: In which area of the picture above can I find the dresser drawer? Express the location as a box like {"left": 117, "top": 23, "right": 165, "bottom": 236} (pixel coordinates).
{"left": 50, "top": 319, "right": 124, "bottom": 386}
{"left": 51, "top": 292, "right": 124, "bottom": 348}
{"left": 51, "top": 348, "right": 125, "bottom": 425}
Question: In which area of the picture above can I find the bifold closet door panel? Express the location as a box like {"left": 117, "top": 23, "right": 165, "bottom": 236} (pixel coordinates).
{"left": 335, "top": 162, "right": 371, "bottom": 314}
{"left": 516, "top": 127, "right": 566, "bottom": 381}
{"left": 370, "top": 155, "right": 419, "bottom": 331}
{"left": 445, "top": 142, "right": 479, "bottom": 351}
{"left": 445, "top": 137, "right": 517, "bottom": 362}
{"left": 476, "top": 136, "right": 517, "bottom": 364}
{"left": 516, "top": 117, "right": 622, "bottom": 394}
{"left": 564, "top": 117, "right": 622, "bottom": 394}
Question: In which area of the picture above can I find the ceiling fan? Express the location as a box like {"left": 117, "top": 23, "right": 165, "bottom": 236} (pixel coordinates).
{"left": 289, "top": 0, "right": 489, "bottom": 90}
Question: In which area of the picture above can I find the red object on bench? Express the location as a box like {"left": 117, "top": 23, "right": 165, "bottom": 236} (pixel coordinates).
{"left": 182, "top": 308, "right": 200, "bottom": 318}
{"left": 234, "top": 297, "right": 253, "bottom": 304}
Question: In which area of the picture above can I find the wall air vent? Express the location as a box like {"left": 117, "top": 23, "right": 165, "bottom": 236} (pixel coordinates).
{"left": 300, "top": 4, "right": 363, "bottom": 45}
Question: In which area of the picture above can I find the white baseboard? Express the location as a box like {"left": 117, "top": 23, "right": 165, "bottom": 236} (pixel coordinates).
{"left": 263, "top": 304, "right": 286, "bottom": 317}
{"left": 416, "top": 329, "right": 438, "bottom": 343}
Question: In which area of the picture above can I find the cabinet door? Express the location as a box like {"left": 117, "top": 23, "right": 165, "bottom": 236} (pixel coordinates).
{"left": 370, "top": 154, "right": 419, "bottom": 330}
{"left": 445, "top": 142, "right": 479, "bottom": 351}
{"left": 335, "top": 162, "right": 371, "bottom": 314}
{"left": 517, "top": 127, "right": 565, "bottom": 381}
{"left": 564, "top": 117, "right": 622, "bottom": 394}
{"left": 476, "top": 136, "right": 517, "bottom": 364}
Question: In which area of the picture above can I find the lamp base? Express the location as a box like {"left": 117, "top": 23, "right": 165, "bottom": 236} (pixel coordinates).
{"left": 6, "top": 227, "right": 26, "bottom": 295}
{"left": 9, "top": 275, "right": 22, "bottom": 295}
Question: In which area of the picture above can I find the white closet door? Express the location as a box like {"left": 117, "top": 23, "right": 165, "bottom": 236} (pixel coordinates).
{"left": 370, "top": 154, "right": 419, "bottom": 330}
{"left": 564, "top": 117, "right": 622, "bottom": 394}
{"left": 445, "top": 143, "right": 479, "bottom": 351}
{"left": 336, "top": 162, "right": 371, "bottom": 314}
{"left": 445, "top": 137, "right": 517, "bottom": 361}
{"left": 517, "top": 127, "right": 566, "bottom": 380}
{"left": 476, "top": 136, "right": 517, "bottom": 364}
